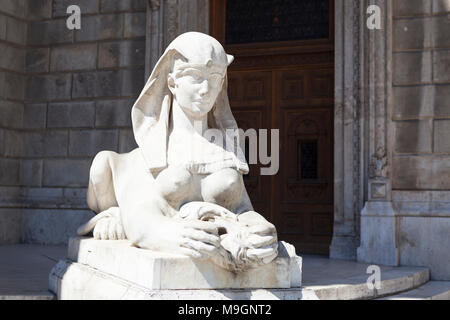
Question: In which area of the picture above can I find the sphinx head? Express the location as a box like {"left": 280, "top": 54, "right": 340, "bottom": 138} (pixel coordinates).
{"left": 166, "top": 32, "right": 234, "bottom": 120}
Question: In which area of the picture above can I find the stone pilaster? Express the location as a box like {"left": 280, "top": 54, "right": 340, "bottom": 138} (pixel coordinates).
{"left": 145, "top": 0, "right": 209, "bottom": 78}
{"left": 329, "top": 0, "right": 364, "bottom": 260}
{"left": 357, "top": 0, "right": 399, "bottom": 266}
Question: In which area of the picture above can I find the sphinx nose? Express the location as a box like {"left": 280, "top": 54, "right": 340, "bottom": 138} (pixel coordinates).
{"left": 199, "top": 80, "right": 209, "bottom": 96}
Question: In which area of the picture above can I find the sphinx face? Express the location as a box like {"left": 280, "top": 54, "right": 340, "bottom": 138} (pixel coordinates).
{"left": 168, "top": 59, "right": 226, "bottom": 120}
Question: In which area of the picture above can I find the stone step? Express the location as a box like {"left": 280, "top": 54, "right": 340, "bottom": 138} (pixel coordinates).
{"left": 377, "top": 281, "right": 450, "bottom": 300}
{"left": 0, "top": 292, "right": 55, "bottom": 300}
{"left": 0, "top": 244, "right": 66, "bottom": 300}
{"left": 0, "top": 244, "right": 434, "bottom": 300}
{"left": 302, "top": 266, "right": 430, "bottom": 300}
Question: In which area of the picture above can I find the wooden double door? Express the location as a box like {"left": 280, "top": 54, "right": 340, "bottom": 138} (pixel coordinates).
{"left": 211, "top": 0, "right": 334, "bottom": 254}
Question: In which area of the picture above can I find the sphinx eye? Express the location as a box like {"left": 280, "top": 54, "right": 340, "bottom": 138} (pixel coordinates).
{"left": 182, "top": 68, "right": 203, "bottom": 79}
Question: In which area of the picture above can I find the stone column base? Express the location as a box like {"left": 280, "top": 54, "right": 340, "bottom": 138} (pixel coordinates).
{"left": 330, "top": 235, "right": 358, "bottom": 260}
{"left": 357, "top": 201, "right": 400, "bottom": 266}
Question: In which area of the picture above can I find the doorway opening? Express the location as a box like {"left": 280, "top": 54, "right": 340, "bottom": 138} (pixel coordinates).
{"left": 210, "top": 0, "right": 334, "bottom": 254}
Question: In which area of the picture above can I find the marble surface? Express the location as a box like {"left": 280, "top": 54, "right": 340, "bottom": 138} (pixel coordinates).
{"left": 58, "top": 237, "right": 302, "bottom": 290}
{"left": 76, "top": 32, "right": 280, "bottom": 273}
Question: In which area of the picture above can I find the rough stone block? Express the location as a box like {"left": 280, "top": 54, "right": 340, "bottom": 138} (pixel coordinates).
{"left": 394, "top": 0, "right": 432, "bottom": 17}
{"left": 435, "top": 85, "right": 450, "bottom": 117}
{"left": 26, "top": 48, "right": 49, "bottom": 73}
{"left": 23, "top": 103, "right": 47, "bottom": 129}
{"left": 0, "top": 128, "right": 3, "bottom": 155}
{"left": 95, "top": 99, "right": 133, "bottom": 127}
{"left": 0, "top": 186, "right": 20, "bottom": 206}
{"left": 0, "top": 159, "right": 20, "bottom": 186}
{"left": 394, "top": 18, "right": 431, "bottom": 50}
{"left": 0, "top": 209, "right": 21, "bottom": 244}
{"left": 394, "top": 120, "right": 432, "bottom": 153}
{"left": 434, "top": 120, "right": 450, "bottom": 153}
{"left": 52, "top": 0, "right": 99, "bottom": 17}
{"left": 73, "top": 71, "right": 122, "bottom": 98}
{"left": 47, "top": 101, "right": 95, "bottom": 128}
{"left": 21, "top": 209, "right": 94, "bottom": 245}
{"left": 28, "top": 20, "right": 73, "bottom": 45}
{"left": 20, "top": 160, "right": 43, "bottom": 187}
{"left": 393, "top": 52, "right": 432, "bottom": 85}
{"left": 0, "top": 0, "right": 27, "bottom": 19}
{"left": 3, "top": 129, "right": 22, "bottom": 157}
{"left": 75, "top": 14, "right": 123, "bottom": 42}
{"left": 63, "top": 187, "right": 88, "bottom": 208}
{"left": 6, "top": 16, "right": 27, "bottom": 45}
{"left": 19, "top": 186, "right": 87, "bottom": 209}
{"left": 0, "top": 14, "right": 6, "bottom": 40}
{"left": 433, "top": 0, "right": 450, "bottom": 13}
{"left": 73, "top": 70, "right": 132, "bottom": 98}
{"left": 20, "top": 187, "right": 63, "bottom": 201}
{"left": 28, "top": 0, "right": 53, "bottom": 20}
{"left": 43, "top": 159, "right": 91, "bottom": 187}
{"left": 98, "top": 40, "right": 145, "bottom": 68}
{"left": 22, "top": 131, "right": 68, "bottom": 157}
{"left": 4, "top": 72, "right": 25, "bottom": 101}
{"left": 71, "top": 72, "right": 96, "bottom": 99}
{"left": 27, "top": 73, "right": 72, "bottom": 101}
{"left": 393, "top": 86, "right": 434, "bottom": 119}
{"left": 120, "top": 68, "right": 145, "bottom": 96}
{"left": 119, "top": 129, "right": 137, "bottom": 153}
{"left": 399, "top": 216, "right": 450, "bottom": 280}
{"left": 0, "top": 72, "right": 4, "bottom": 98}
{"left": 393, "top": 156, "right": 450, "bottom": 189}
{"left": 433, "top": 15, "right": 450, "bottom": 48}
{"left": 50, "top": 44, "right": 97, "bottom": 72}
{"left": 69, "top": 129, "right": 118, "bottom": 156}
{"left": 0, "top": 43, "right": 25, "bottom": 72}
{"left": 124, "top": 12, "right": 146, "bottom": 38}
{"left": 433, "top": 50, "right": 450, "bottom": 83}
{"left": 100, "top": 0, "right": 147, "bottom": 12}
{"left": 0, "top": 100, "right": 24, "bottom": 128}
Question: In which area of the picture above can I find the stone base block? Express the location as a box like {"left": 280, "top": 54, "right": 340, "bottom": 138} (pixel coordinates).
{"left": 329, "top": 235, "right": 358, "bottom": 260}
{"left": 49, "top": 237, "right": 304, "bottom": 299}
{"left": 49, "top": 260, "right": 317, "bottom": 300}
{"left": 357, "top": 201, "right": 400, "bottom": 266}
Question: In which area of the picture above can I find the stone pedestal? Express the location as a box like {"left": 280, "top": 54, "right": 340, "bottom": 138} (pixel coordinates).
{"left": 49, "top": 237, "right": 313, "bottom": 300}
{"left": 357, "top": 201, "right": 400, "bottom": 266}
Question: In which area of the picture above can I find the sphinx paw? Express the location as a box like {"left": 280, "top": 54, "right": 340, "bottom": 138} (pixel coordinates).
{"left": 93, "top": 216, "right": 126, "bottom": 240}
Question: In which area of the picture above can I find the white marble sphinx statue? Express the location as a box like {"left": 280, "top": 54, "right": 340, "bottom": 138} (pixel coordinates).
{"left": 76, "top": 32, "right": 279, "bottom": 273}
{"left": 50, "top": 32, "right": 306, "bottom": 299}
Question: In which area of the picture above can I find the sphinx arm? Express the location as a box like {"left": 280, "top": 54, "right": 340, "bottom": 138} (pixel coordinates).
{"left": 87, "top": 150, "right": 119, "bottom": 213}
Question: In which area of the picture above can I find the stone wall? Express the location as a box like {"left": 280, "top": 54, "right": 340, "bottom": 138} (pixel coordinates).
{"left": 0, "top": 0, "right": 28, "bottom": 244}
{"left": 392, "top": 0, "right": 450, "bottom": 279}
{"left": 0, "top": 0, "right": 208, "bottom": 245}
{"left": 0, "top": 0, "right": 146, "bottom": 245}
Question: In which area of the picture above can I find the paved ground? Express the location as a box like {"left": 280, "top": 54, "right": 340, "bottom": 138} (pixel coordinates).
{"left": 2, "top": 247, "right": 378, "bottom": 297}
{"left": 0, "top": 244, "right": 66, "bottom": 298}
{"left": 0, "top": 245, "right": 443, "bottom": 300}
{"left": 301, "top": 254, "right": 424, "bottom": 286}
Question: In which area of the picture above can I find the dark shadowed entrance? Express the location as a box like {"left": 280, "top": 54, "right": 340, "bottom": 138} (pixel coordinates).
{"left": 211, "top": 0, "right": 335, "bottom": 254}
